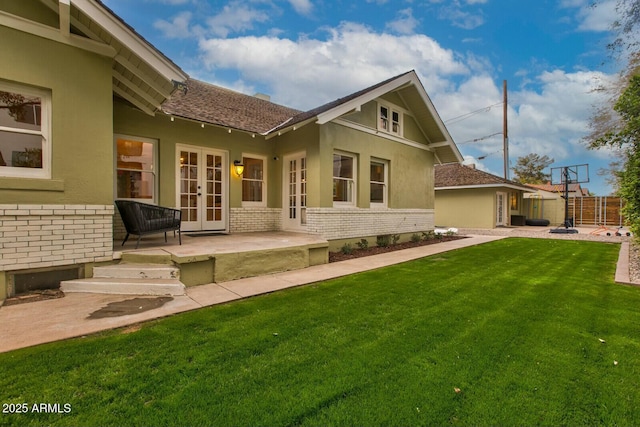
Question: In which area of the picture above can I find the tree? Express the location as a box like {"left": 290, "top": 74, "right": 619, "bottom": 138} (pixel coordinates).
{"left": 592, "top": 75, "right": 640, "bottom": 235}
{"left": 587, "top": 0, "right": 640, "bottom": 236}
{"left": 511, "top": 153, "right": 554, "bottom": 184}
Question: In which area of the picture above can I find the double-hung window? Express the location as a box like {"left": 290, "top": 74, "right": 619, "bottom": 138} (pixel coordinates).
{"left": 370, "top": 160, "right": 388, "bottom": 207}
{"left": 115, "top": 135, "right": 157, "bottom": 202}
{"left": 333, "top": 152, "right": 356, "bottom": 206}
{"left": 0, "top": 81, "right": 51, "bottom": 178}
{"left": 378, "top": 103, "right": 402, "bottom": 136}
{"left": 242, "top": 155, "right": 266, "bottom": 206}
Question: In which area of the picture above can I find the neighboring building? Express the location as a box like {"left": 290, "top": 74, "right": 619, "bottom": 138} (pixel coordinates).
{"left": 522, "top": 187, "right": 566, "bottom": 226}
{"left": 526, "top": 182, "right": 590, "bottom": 198}
{"left": 434, "top": 163, "right": 534, "bottom": 229}
{"left": 0, "top": 1, "right": 462, "bottom": 300}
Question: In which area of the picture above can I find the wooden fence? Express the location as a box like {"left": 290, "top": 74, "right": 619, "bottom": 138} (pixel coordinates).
{"left": 567, "top": 196, "right": 625, "bottom": 226}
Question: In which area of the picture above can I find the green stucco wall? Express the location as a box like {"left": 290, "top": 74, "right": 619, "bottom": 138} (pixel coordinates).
{"left": 319, "top": 122, "right": 434, "bottom": 209}
{"left": 0, "top": 26, "right": 114, "bottom": 205}
{"left": 114, "top": 101, "right": 282, "bottom": 209}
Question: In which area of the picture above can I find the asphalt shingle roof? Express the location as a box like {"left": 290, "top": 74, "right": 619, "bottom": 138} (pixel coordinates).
{"left": 161, "top": 72, "right": 415, "bottom": 135}
{"left": 161, "top": 79, "right": 301, "bottom": 134}
{"left": 435, "top": 163, "right": 531, "bottom": 191}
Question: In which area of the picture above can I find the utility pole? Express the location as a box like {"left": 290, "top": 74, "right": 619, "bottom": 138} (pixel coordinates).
{"left": 503, "top": 80, "right": 509, "bottom": 179}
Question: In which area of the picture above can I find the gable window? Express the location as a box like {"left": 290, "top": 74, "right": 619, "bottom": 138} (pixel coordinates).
{"left": 242, "top": 155, "right": 266, "bottom": 206}
{"left": 0, "top": 81, "right": 51, "bottom": 178}
{"left": 378, "top": 103, "right": 402, "bottom": 136}
{"left": 370, "top": 159, "right": 388, "bottom": 207}
{"left": 115, "top": 135, "right": 157, "bottom": 202}
{"left": 333, "top": 152, "right": 356, "bottom": 206}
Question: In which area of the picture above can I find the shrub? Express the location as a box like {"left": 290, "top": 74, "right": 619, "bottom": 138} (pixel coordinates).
{"left": 376, "top": 235, "right": 390, "bottom": 247}
{"left": 422, "top": 230, "right": 436, "bottom": 241}
{"left": 341, "top": 243, "right": 353, "bottom": 255}
{"left": 391, "top": 234, "right": 401, "bottom": 245}
{"left": 410, "top": 233, "right": 421, "bottom": 243}
{"left": 356, "top": 239, "right": 369, "bottom": 250}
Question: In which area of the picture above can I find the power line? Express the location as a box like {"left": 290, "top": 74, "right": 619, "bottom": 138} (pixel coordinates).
{"left": 457, "top": 132, "right": 503, "bottom": 145}
{"left": 444, "top": 102, "right": 503, "bottom": 126}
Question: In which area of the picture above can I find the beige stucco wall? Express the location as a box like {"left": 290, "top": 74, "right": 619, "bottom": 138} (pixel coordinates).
{"left": 435, "top": 188, "right": 497, "bottom": 228}
{"left": 524, "top": 194, "right": 565, "bottom": 226}
{"left": 436, "top": 188, "right": 529, "bottom": 229}
{"left": 0, "top": 26, "right": 114, "bottom": 205}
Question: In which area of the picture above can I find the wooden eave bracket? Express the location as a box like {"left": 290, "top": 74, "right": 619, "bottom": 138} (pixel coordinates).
{"left": 59, "top": 0, "right": 70, "bottom": 37}
{"left": 0, "top": 9, "right": 115, "bottom": 57}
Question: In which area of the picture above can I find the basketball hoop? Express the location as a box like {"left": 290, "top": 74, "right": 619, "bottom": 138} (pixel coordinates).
{"left": 549, "top": 164, "right": 589, "bottom": 234}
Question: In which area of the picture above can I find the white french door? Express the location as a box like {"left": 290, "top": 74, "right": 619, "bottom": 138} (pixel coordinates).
{"left": 177, "top": 145, "right": 228, "bottom": 232}
{"left": 282, "top": 152, "right": 307, "bottom": 231}
{"left": 496, "top": 192, "right": 508, "bottom": 227}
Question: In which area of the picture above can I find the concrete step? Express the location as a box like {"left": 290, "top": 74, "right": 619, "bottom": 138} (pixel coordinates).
{"left": 60, "top": 278, "right": 186, "bottom": 296}
{"left": 121, "top": 250, "right": 174, "bottom": 265}
{"left": 93, "top": 264, "right": 180, "bottom": 280}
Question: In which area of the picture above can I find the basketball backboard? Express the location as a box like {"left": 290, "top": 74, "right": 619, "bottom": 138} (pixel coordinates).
{"left": 550, "top": 164, "right": 589, "bottom": 185}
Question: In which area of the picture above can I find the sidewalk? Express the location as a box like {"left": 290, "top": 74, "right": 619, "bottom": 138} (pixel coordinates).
{"left": 0, "top": 234, "right": 632, "bottom": 353}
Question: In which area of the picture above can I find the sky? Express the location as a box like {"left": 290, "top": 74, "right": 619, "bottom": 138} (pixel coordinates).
{"left": 103, "top": 0, "right": 627, "bottom": 195}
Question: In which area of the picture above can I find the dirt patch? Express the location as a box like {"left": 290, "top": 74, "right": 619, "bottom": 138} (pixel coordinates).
{"left": 3, "top": 289, "right": 65, "bottom": 306}
{"left": 88, "top": 297, "right": 174, "bottom": 319}
{"left": 329, "top": 235, "right": 466, "bottom": 262}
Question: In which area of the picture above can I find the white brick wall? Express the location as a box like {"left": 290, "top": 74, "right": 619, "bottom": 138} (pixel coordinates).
{"left": 305, "top": 208, "right": 435, "bottom": 240}
{"left": 0, "top": 204, "right": 114, "bottom": 272}
{"left": 229, "top": 207, "right": 282, "bottom": 233}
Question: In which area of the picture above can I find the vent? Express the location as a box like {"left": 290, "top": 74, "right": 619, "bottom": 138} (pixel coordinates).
{"left": 254, "top": 93, "right": 271, "bottom": 102}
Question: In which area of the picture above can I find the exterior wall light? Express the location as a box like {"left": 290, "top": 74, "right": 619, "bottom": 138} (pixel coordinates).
{"left": 233, "top": 160, "right": 245, "bottom": 177}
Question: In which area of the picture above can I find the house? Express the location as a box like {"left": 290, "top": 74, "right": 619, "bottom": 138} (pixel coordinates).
{"left": 434, "top": 163, "right": 534, "bottom": 228}
{"left": 0, "top": 0, "right": 462, "bottom": 301}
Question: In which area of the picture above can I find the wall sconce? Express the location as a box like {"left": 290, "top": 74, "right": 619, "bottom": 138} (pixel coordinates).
{"left": 233, "top": 160, "right": 245, "bottom": 177}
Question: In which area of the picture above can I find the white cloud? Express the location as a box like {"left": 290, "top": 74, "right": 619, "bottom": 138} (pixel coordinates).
{"left": 438, "top": 2, "right": 485, "bottom": 30}
{"left": 198, "top": 22, "right": 469, "bottom": 109}
{"left": 385, "top": 8, "right": 420, "bottom": 35}
{"left": 288, "top": 0, "right": 313, "bottom": 15}
{"left": 154, "top": 11, "right": 197, "bottom": 39}
{"left": 575, "top": 0, "right": 617, "bottom": 32}
{"left": 206, "top": 1, "right": 271, "bottom": 38}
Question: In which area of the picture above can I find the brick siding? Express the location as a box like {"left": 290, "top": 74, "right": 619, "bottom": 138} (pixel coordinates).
{"left": 0, "top": 204, "right": 114, "bottom": 272}
{"left": 229, "top": 207, "right": 282, "bottom": 233}
{"left": 305, "top": 208, "right": 435, "bottom": 240}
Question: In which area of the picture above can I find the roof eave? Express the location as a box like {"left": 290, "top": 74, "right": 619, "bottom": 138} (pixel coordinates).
{"left": 74, "top": 0, "right": 187, "bottom": 84}
{"left": 436, "top": 184, "right": 536, "bottom": 192}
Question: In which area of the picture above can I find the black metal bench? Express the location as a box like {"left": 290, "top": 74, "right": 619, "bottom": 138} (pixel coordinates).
{"left": 115, "top": 200, "right": 182, "bottom": 249}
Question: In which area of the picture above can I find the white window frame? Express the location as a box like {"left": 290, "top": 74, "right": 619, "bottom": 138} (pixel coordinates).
{"left": 0, "top": 80, "right": 51, "bottom": 179}
{"left": 370, "top": 158, "right": 388, "bottom": 208}
{"left": 241, "top": 153, "right": 267, "bottom": 207}
{"left": 377, "top": 102, "right": 403, "bottom": 137}
{"left": 113, "top": 134, "right": 158, "bottom": 204}
{"left": 333, "top": 151, "right": 357, "bottom": 207}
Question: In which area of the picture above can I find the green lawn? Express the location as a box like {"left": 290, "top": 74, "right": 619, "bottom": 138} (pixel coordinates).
{"left": 2, "top": 238, "right": 640, "bottom": 426}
